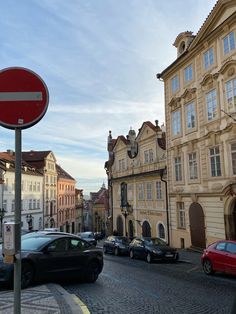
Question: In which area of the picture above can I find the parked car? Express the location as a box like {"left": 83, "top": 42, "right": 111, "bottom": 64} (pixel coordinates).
{"left": 103, "top": 236, "right": 130, "bottom": 256}
{"left": 201, "top": 240, "right": 236, "bottom": 276}
{"left": 129, "top": 237, "right": 179, "bottom": 263}
{"left": 0, "top": 233, "right": 103, "bottom": 288}
{"left": 94, "top": 232, "right": 105, "bottom": 241}
{"left": 77, "top": 232, "right": 97, "bottom": 246}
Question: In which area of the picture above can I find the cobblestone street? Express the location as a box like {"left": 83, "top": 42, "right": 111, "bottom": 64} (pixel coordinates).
{"left": 63, "top": 251, "right": 236, "bottom": 314}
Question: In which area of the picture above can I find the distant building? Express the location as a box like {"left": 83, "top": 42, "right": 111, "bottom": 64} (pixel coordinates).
{"left": 56, "top": 164, "right": 76, "bottom": 233}
{"left": 22, "top": 150, "right": 58, "bottom": 228}
{"left": 75, "top": 188, "right": 84, "bottom": 232}
{"left": 105, "top": 121, "right": 168, "bottom": 241}
{"left": 0, "top": 151, "right": 43, "bottom": 232}
{"left": 158, "top": 0, "right": 236, "bottom": 248}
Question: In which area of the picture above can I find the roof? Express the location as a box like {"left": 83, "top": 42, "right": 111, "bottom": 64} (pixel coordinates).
{"left": 56, "top": 164, "right": 76, "bottom": 181}
{"left": 22, "top": 150, "right": 52, "bottom": 162}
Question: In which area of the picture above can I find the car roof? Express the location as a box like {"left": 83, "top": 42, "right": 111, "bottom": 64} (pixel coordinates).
{"left": 22, "top": 231, "right": 79, "bottom": 238}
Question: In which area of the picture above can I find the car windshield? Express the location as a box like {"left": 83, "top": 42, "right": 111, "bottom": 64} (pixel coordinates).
{"left": 21, "top": 236, "right": 54, "bottom": 251}
{"left": 144, "top": 238, "right": 166, "bottom": 246}
{"left": 81, "top": 233, "right": 94, "bottom": 238}
{"left": 116, "top": 237, "right": 129, "bottom": 244}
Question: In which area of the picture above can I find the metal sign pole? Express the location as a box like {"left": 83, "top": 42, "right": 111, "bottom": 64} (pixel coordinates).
{"left": 14, "top": 128, "right": 22, "bottom": 314}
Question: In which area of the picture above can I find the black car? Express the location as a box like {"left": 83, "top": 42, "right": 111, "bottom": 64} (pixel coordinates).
{"left": 0, "top": 233, "right": 103, "bottom": 289}
{"left": 129, "top": 237, "right": 179, "bottom": 263}
{"left": 77, "top": 232, "right": 97, "bottom": 246}
{"left": 103, "top": 236, "right": 130, "bottom": 256}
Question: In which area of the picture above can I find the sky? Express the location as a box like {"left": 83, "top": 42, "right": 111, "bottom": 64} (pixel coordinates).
{"left": 0, "top": 0, "right": 217, "bottom": 195}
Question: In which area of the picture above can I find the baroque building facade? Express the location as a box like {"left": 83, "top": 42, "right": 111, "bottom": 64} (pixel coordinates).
{"left": 158, "top": 0, "right": 236, "bottom": 248}
{"left": 105, "top": 121, "right": 168, "bottom": 241}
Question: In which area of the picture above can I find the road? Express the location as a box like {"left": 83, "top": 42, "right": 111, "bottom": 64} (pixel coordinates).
{"left": 63, "top": 251, "right": 236, "bottom": 314}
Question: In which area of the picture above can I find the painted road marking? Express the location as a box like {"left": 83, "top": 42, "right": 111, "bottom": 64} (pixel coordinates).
{"left": 72, "top": 294, "right": 90, "bottom": 314}
{"left": 186, "top": 265, "right": 200, "bottom": 273}
{"left": 0, "top": 92, "right": 42, "bottom": 101}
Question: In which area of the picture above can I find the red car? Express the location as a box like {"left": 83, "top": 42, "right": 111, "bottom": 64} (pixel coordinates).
{"left": 201, "top": 240, "right": 236, "bottom": 276}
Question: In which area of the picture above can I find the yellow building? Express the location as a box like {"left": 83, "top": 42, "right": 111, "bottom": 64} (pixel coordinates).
{"left": 158, "top": 0, "right": 236, "bottom": 249}
{"left": 105, "top": 121, "right": 169, "bottom": 242}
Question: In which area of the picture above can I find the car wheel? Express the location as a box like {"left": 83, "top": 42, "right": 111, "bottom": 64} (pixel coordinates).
{"left": 146, "top": 252, "right": 152, "bottom": 263}
{"left": 114, "top": 247, "right": 119, "bottom": 256}
{"left": 103, "top": 246, "right": 107, "bottom": 254}
{"left": 21, "top": 262, "right": 34, "bottom": 289}
{"left": 130, "top": 250, "right": 134, "bottom": 259}
{"left": 86, "top": 261, "right": 100, "bottom": 283}
{"left": 203, "top": 259, "right": 214, "bottom": 275}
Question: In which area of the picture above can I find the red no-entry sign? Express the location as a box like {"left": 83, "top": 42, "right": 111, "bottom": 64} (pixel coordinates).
{"left": 0, "top": 67, "right": 49, "bottom": 129}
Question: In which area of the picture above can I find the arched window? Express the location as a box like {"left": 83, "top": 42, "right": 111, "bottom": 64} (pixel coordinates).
{"left": 158, "top": 223, "right": 165, "bottom": 239}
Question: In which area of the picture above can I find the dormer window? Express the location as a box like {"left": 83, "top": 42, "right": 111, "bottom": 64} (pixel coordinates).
{"left": 179, "top": 41, "right": 185, "bottom": 54}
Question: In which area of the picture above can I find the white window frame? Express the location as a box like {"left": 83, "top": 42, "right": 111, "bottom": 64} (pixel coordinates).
{"left": 146, "top": 183, "right": 152, "bottom": 200}
{"left": 209, "top": 146, "right": 221, "bottom": 177}
{"left": 172, "top": 109, "right": 181, "bottom": 137}
{"left": 203, "top": 47, "right": 214, "bottom": 69}
{"left": 174, "top": 156, "right": 182, "bottom": 182}
{"left": 225, "top": 78, "right": 236, "bottom": 112}
{"left": 188, "top": 152, "right": 198, "bottom": 180}
{"left": 156, "top": 181, "right": 162, "bottom": 199}
{"left": 206, "top": 89, "right": 217, "bottom": 121}
{"left": 186, "top": 101, "right": 196, "bottom": 130}
{"left": 223, "top": 31, "right": 235, "bottom": 55}
{"left": 171, "top": 74, "right": 179, "bottom": 93}
{"left": 138, "top": 183, "right": 144, "bottom": 200}
{"left": 177, "top": 202, "right": 186, "bottom": 229}
{"left": 184, "top": 64, "right": 193, "bottom": 83}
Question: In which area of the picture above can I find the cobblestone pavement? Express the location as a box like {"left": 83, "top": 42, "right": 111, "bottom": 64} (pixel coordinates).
{"left": 64, "top": 250, "right": 236, "bottom": 314}
{"left": 0, "top": 283, "right": 82, "bottom": 314}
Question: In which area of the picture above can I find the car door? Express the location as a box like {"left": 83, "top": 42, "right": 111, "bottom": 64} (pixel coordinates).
{"left": 38, "top": 237, "right": 69, "bottom": 279}
{"left": 211, "top": 242, "right": 227, "bottom": 272}
{"left": 224, "top": 242, "right": 236, "bottom": 275}
{"left": 134, "top": 239, "right": 145, "bottom": 258}
{"left": 66, "top": 237, "right": 91, "bottom": 274}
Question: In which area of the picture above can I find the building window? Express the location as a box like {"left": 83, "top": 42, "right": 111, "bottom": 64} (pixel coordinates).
{"left": 156, "top": 181, "right": 162, "bottom": 199}
{"left": 206, "top": 89, "right": 217, "bottom": 121}
{"left": 146, "top": 183, "right": 152, "bottom": 200}
{"left": 172, "top": 110, "right": 181, "bottom": 136}
{"left": 231, "top": 143, "right": 236, "bottom": 175}
{"left": 225, "top": 78, "right": 236, "bottom": 112}
{"left": 127, "top": 184, "right": 133, "bottom": 201}
{"left": 29, "top": 199, "right": 32, "bottom": 210}
{"left": 184, "top": 64, "right": 193, "bottom": 83}
{"left": 158, "top": 223, "right": 165, "bottom": 239}
{"left": 138, "top": 183, "right": 144, "bottom": 200}
{"left": 174, "top": 156, "right": 182, "bottom": 182}
{"left": 3, "top": 200, "right": 7, "bottom": 212}
{"left": 144, "top": 149, "right": 154, "bottom": 163}
{"left": 223, "top": 31, "right": 235, "bottom": 55}
{"left": 203, "top": 47, "right": 214, "bottom": 69}
{"left": 188, "top": 152, "right": 198, "bottom": 180}
{"left": 118, "top": 159, "right": 125, "bottom": 171}
{"left": 210, "top": 146, "right": 221, "bottom": 177}
{"left": 11, "top": 200, "right": 15, "bottom": 212}
{"left": 177, "top": 202, "right": 186, "bottom": 229}
{"left": 171, "top": 75, "right": 179, "bottom": 93}
{"left": 186, "top": 101, "right": 196, "bottom": 130}
{"left": 37, "top": 200, "right": 40, "bottom": 209}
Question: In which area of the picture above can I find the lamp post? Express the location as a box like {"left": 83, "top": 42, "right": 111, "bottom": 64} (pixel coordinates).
{"left": 26, "top": 214, "right": 33, "bottom": 231}
{"left": 0, "top": 207, "right": 5, "bottom": 238}
{"left": 121, "top": 203, "right": 132, "bottom": 237}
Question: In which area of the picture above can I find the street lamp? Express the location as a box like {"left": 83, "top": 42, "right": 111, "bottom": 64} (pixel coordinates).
{"left": 0, "top": 208, "right": 6, "bottom": 237}
{"left": 121, "top": 203, "right": 132, "bottom": 237}
{"left": 26, "top": 214, "right": 33, "bottom": 231}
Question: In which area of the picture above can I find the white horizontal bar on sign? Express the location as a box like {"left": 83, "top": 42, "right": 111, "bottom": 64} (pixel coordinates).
{"left": 0, "top": 92, "right": 42, "bottom": 101}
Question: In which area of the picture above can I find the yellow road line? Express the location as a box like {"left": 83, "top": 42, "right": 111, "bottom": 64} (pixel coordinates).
{"left": 72, "top": 294, "right": 90, "bottom": 314}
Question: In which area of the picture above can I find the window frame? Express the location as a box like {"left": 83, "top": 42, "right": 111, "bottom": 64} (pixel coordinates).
{"left": 171, "top": 74, "right": 179, "bottom": 93}
{"left": 172, "top": 109, "right": 181, "bottom": 137}
{"left": 188, "top": 152, "right": 198, "bottom": 180}
{"left": 223, "top": 31, "right": 235, "bottom": 55}
{"left": 184, "top": 64, "right": 193, "bottom": 83}
{"left": 174, "top": 156, "right": 183, "bottom": 182}
{"left": 177, "top": 202, "right": 186, "bottom": 229}
{"left": 206, "top": 88, "right": 218, "bottom": 121}
{"left": 209, "top": 146, "right": 222, "bottom": 177}
{"left": 225, "top": 77, "right": 236, "bottom": 113}
{"left": 185, "top": 101, "right": 196, "bottom": 131}
{"left": 203, "top": 47, "right": 214, "bottom": 70}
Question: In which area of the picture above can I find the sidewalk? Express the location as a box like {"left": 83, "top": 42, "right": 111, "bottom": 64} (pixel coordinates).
{"left": 0, "top": 283, "right": 84, "bottom": 314}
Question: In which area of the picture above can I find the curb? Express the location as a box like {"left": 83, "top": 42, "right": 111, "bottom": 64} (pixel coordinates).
{"left": 53, "top": 284, "right": 84, "bottom": 314}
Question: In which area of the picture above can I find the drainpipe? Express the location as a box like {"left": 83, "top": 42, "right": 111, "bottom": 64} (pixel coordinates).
{"left": 160, "top": 167, "right": 170, "bottom": 245}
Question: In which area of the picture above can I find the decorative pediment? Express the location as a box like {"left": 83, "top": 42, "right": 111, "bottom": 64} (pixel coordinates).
{"left": 218, "top": 59, "right": 236, "bottom": 77}
{"left": 200, "top": 73, "right": 219, "bottom": 87}
{"left": 181, "top": 88, "right": 196, "bottom": 102}
{"left": 168, "top": 97, "right": 181, "bottom": 111}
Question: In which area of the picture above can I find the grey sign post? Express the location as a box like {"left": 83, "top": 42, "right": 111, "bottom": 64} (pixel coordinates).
{"left": 0, "top": 67, "right": 49, "bottom": 314}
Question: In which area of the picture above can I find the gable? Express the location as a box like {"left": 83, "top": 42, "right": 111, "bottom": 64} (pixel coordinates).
{"left": 136, "top": 123, "right": 157, "bottom": 142}
{"left": 113, "top": 137, "right": 127, "bottom": 153}
{"left": 189, "top": 0, "right": 236, "bottom": 50}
